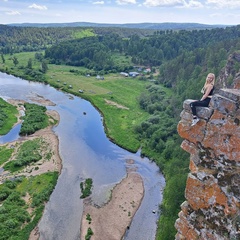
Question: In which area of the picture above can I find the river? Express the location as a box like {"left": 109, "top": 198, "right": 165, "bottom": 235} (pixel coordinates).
{"left": 0, "top": 72, "right": 165, "bottom": 240}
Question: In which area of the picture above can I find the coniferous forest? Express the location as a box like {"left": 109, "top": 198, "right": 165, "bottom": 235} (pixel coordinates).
{"left": 0, "top": 23, "right": 240, "bottom": 239}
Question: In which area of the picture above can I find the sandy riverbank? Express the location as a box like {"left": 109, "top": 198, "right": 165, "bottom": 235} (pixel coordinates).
{"left": 0, "top": 98, "right": 62, "bottom": 240}
{"left": 0, "top": 98, "right": 62, "bottom": 183}
{"left": 1, "top": 96, "right": 145, "bottom": 240}
{"left": 80, "top": 162, "right": 144, "bottom": 240}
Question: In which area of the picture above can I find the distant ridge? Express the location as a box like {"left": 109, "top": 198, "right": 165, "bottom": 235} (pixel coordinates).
{"left": 7, "top": 22, "right": 230, "bottom": 30}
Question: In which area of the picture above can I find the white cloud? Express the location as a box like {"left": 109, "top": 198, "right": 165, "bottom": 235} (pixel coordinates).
{"left": 142, "top": 0, "right": 209, "bottom": 8}
{"left": 6, "top": 10, "right": 21, "bottom": 15}
{"left": 143, "top": 0, "right": 185, "bottom": 8}
{"left": 28, "top": 4, "right": 48, "bottom": 10}
{"left": 206, "top": 0, "right": 240, "bottom": 9}
{"left": 93, "top": 1, "right": 105, "bottom": 4}
{"left": 116, "top": 0, "right": 137, "bottom": 5}
{"left": 187, "top": 0, "right": 203, "bottom": 8}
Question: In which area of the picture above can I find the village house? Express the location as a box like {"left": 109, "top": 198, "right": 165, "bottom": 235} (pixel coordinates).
{"left": 120, "top": 72, "right": 129, "bottom": 77}
{"left": 129, "top": 72, "right": 140, "bottom": 77}
{"left": 144, "top": 68, "right": 151, "bottom": 73}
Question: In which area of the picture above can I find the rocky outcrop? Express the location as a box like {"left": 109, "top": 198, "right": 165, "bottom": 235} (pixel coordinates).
{"left": 216, "top": 51, "right": 240, "bottom": 90}
{"left": 175, "top": 88, "right": 240, "bottom": 240}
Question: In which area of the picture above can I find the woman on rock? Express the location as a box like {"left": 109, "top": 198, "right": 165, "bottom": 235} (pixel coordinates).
{"left": 190, "top": 73, "right": 215, "bottom": 126}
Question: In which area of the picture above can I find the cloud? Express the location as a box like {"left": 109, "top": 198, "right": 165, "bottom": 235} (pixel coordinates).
{"left": 6, "top": 10, "right": 21, "bottom": 15}
{"left": 116, "top": 0, "right": 137, "bottom": 5}
{"left": 93, "top": 1, "right": 105, "bottom": 4}
{"left": 206, "top": 0, "right": 240, "bottom": 9}
{"left": 28, "top": 4, "right": 48, "bottom": 10}
{"left": 143, "top": 0, "right": 205, "bottom": 8}
{"left": 187, "top": 0, "right": 203, "bottom": 8}
{"left": 143, "top": 0, "right": 185, "bottom": 8}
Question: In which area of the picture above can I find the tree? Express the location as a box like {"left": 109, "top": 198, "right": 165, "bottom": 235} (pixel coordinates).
{"left": 27, "top": 58, "right": 33, "bottom": 69}
{"left": 41, "top": 60, "right": 48, "bottom": 73}
{"left": 1, "top": 54, "right": 5, "bottom": 63}
{"left": 35, "top": 52, "right": 44, "bottom": 61}
{"left": 12, "top": 56, "right": 18, "bottom": 66}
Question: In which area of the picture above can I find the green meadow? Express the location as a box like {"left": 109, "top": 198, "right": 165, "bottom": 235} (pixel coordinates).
{"left": 0, "top": 98, "right": 18, "bottom": 135}
{"left": 0, "top": 52, "right": 153, "bottom": 238}
{"left": 1, "top": 51, "right": 152, "bottom": 151}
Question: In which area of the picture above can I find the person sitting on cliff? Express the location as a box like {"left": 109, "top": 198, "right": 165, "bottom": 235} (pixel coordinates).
{"left": 190, "top": 73, "right": 215, "bottom": 126}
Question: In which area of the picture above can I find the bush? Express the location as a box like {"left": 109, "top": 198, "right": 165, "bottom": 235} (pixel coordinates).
{"left": 85, "top": 227, "right": 94, "bottom": 240}
{"left": 80, "top": 178, "right": 93, "bottom": 198}
{"left": 20, "top": 103, "right": 48, "bottom": 135}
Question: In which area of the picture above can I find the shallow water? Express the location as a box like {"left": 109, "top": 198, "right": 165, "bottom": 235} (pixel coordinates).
{"left": 0, "top": 123, "right": 21, "bottom": 144}
{"left": 0, "top": 72, "right": 165, "bottom": 240}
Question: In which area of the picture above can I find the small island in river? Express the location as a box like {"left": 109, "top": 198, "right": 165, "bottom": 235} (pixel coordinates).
{"left": 0, "top": 96, "right": 145, "bottom": 240}
{"left": 81, "top": 164, "right": 144, "bottom": 240}
{"left": 0, "top": 98, "right": 62, "bottom": 182}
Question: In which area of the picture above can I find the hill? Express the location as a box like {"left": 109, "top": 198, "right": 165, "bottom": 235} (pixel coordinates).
{"left": 7, "top": 21, "right": 230, "bottom": 30}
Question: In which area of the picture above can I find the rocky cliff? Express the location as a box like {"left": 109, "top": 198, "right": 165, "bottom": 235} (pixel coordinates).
{"left": 216, "top": 51, "right": 240, "bottom": 90}
{"left": 175, "top": 83, "right": 240, "bottom": 239}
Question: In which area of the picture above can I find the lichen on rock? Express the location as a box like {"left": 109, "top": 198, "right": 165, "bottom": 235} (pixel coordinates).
{"left": 175, "top": 88, "right": 240, "bottom": 240}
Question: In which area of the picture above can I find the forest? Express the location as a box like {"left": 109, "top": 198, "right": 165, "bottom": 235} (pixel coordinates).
{"left": 0, "top": 23, "right": 240, "bottom": 240}
{"left": 45, "top": 26, "right": 240, "bottom": 70}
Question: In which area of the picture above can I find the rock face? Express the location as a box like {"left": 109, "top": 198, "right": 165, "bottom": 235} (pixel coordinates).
{"left": 216, "top": 51, "right": 240, "bottom": 91}
{"left": 175, "top": 88, "right": 240, "bottom": 240}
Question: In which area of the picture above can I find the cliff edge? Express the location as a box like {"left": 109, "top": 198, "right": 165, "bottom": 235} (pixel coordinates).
{"left": 175, "top": 84, "right": 240, "bottom": 239}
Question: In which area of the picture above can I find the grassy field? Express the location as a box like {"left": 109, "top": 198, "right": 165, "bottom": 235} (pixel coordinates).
{"left": 47, "top": 66, "right": 152, "bottom": 151}
{"left": 72, "top": 28, "right": 96, "bottom": 39}
{"left": 0, "top": 146, "right": 14, "bottom": 165}
{"left": 0, "top": 171, "right": 58, "bottom": 240}
{"left": 0, "top": 52, "right": 151, "bottom": 151}
{"left": 1, "top": 51, "right": 182, "bottom": 240}
{"left": 0, "top": 97, "right": 18, "bottom": 135}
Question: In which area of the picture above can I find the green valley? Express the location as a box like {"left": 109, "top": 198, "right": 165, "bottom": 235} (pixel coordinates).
{"left": 1, "top": 24, "right": 240, "bottom": 239}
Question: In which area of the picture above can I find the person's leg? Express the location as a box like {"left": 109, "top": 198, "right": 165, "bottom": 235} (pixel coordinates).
{"left": 190, "top": 99, "right": 210, "bottom": 126}
{"left": 190, "top": 101, "right": 198, "bottom": 116}
{"left": 190, "top": 99, "right": 210, "bottom": 116}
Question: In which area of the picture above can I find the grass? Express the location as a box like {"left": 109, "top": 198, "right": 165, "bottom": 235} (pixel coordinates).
{"left": 0, "top": 172, "right": 58, "bottom": 240}
{"left": 1, "top": 51, "right": 152, "bottom": 152}
{"left": 111, "top": 53, "right": 132, "bottom": 67}
{"left": 48, "top": 65, "right": 111, "bottom": 95}
{"left": 72, "top": 28, "right": 96, "bottom": 39}
{"left": 3, "top": 138, "right": 43, "bottom": 173}
{"left": 46, "top": 65, "right": 151, "bottom": 151}
{"left": 0, "top": 97, "right": 18, "bottom": 135}
{"left": 16, "top": 172, "right": 58, "bottom": 196}
{"left": 0, "top": 131, "right": 59, "bottom": 240}
{"left": 0, "top": 51, "right": 170, "bottom": 239}
{"left": 88, "top": 78, "right": 149, "bottom": 150}
{"left": 0, "top": 146, "right": 14, "bottom": 166}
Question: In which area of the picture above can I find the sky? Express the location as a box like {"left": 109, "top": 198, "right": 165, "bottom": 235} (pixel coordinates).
{"left": 0, "top": 0, "right": 240, "bottom": 26}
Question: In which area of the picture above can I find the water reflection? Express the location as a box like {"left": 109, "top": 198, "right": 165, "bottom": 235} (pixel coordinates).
{"left": 0, "top": 123, "right": 21, "bottom": 144}
{"left": 0, "top": 72, "right": 165, "bottom": 240}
